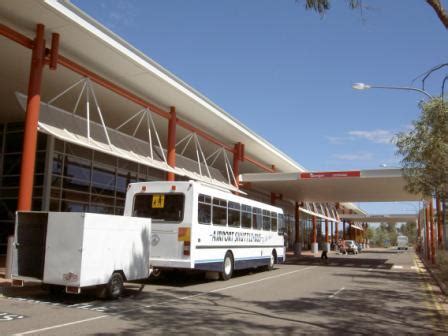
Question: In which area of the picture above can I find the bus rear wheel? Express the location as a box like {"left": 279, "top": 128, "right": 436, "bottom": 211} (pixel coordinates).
{"left": 220, "top": 252, "right": 234, "bottom": 281}
{"left": 265, "top": 250, "right": 276, "bottom": 271}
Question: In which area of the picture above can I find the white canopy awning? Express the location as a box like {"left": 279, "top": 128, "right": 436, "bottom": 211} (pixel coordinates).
{"left": 16, "top": 92, "right": 240, "bottom": 193}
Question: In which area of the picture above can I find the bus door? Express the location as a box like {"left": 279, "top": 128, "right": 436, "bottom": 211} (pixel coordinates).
{"left": 133, "top": 192, "right": 188, "bottom": 260}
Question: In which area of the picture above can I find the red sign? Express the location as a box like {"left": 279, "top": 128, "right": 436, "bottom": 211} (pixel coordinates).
{"left": 300, "top": 171, "right": 361, "bottom": 179}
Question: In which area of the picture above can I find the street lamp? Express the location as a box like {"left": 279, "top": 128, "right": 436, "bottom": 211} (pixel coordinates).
{"left": 352, "top": 82, "right": 434, "bottom": 99}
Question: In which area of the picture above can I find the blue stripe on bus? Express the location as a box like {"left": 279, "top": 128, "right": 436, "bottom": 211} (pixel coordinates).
{"left": 194, "top": 256, "right": 272, "bottom": 272}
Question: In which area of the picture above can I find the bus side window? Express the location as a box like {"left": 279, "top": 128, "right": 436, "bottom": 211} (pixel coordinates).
{"left": 213, "top": 197, "right": 227, "bottom": 226}
{"left": 262, "top": 210, "right": 271, "bottom": 231}
{"left": 271, "top": 211, "right": 278, "bottom": 232}
{"left": 241, "top": 204, "right": 252, "bottom": 229}
{"left": 252, "top": 207, "right": 262, "bottom": 230}
{"left": 228, "top": 202, "right": 241, "bottom": 228}
{"left": 277, "top": 213, "right": 285, "bottom": 235}
{"left": 198, "top": 194, "right": 211, "bottom": 224}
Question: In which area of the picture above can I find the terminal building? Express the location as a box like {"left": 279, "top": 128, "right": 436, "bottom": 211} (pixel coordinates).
{"left": 0, "top": 0, "right": 373, "bottom": 257}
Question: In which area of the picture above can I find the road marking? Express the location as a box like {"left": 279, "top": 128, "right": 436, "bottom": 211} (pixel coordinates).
{"left": 13, "top": 315, "right": 108, "bottom": 335}
{"left": 14, "top": 266, "right": 316, "bottom": 335}
{"left": 329, "top": 287, "right": 345, "bottom": 299}
{"left": 392, "top": 265, "right": 403, "bottom": 269}
{"left": 413, "top": 256, "right": 448, "bottom": 331}
{"left": 367, "top": 268, "right": 373, "bottom": 272}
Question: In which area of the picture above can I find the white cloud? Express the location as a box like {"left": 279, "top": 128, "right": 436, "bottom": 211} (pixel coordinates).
{"left": 348, "top": 129, "right": 395, "bottom": 144}
{"left": 332, "top": 152, "right": 374, "bottom": 161}
{"left": 326, "top": 136, "right": 349, "bottom": 145}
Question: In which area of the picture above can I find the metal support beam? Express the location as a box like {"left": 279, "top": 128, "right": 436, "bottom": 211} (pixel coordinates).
{"left": 425, "top": 205, "right": 430, "bottom": 261}
{"left": 232, "top": 142, "right": 244, "bottom": 187}
{"left": 312, "top": 215, "right": 317, "bottom": 244}
{"left": 430, "top": 200, "right": 435, "bottom": 264}
{"left": 294, "top": 201, "right": 300, "bottom": 255}
{"left": 325, "top": 219, "right": 329, "bottom": 243}
{"left": 166, "top": 106, "right": 176, "bottom": 181}
{"left": 437, "top": 196, "right": 443, "bottom": 248}
{"left": 18, "top": 24, "right": 46, "bottom": 211}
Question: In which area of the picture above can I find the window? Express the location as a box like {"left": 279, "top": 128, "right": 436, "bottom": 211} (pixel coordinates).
{"left": 253, "top": 207, "right": 262, "bottom": 230}
{"left": 198, "top": 194, "right": 211, "bottom": 224}
{"left": 133, "top": 193, "right": 185, "bottom": 222}
{"left": 213, "top": 197, "right": 227, "bottom": 226}
{"left": 228, "top": 201, "right": 241, "bottom": 228}
{"left": 271, "top": 211, "right": 278, "bottom": 232}
{"left": 241, "top": 204, "right": 252, "bottom": 229}
{"left": 278, "top": 213, "right": 285, "bottom": 235}
{"left": 262, "top": 210, "right": 271, "bottom": 231}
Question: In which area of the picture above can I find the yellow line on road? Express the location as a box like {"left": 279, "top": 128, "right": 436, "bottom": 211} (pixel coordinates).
{"left": 413, "top": 256, "right": 448, "bottom": 331}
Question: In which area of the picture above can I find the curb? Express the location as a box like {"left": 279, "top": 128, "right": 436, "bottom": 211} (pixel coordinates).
{"left": 418, "top": 253, "right": 448, "bottom": 296}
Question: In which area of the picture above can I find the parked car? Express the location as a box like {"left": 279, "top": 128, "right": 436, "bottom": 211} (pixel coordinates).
{"left": 345, "top": 240, "right": 358, "bottom": 254}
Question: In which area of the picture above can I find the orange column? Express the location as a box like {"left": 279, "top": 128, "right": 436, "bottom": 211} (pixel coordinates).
{"left": 232, "top": 142, "right": 244, "bottom": 188}
{"left": 335, "top": 221, "right": 339, "bottom": 242}
{"left": 330, "top": 221, "right": 334, "bottom": 243}
{"left": 425, "top": 205, "right": 430, "bottom": 261}
{"left": 17, "top": 24, "right": 46, "bottom": 211}
{"left": 430, "top": 200, "right": 436, "bottom": 264}
{"left": 312, "top": 216, "right": 317, "bottom": 243}
{"left": 325, "top": 219, "right": 329, "bottom": 243}
{"left": 294, "top": 201, "right": 300, "bottom": 254}
{"left": 166, "top": 106, "right": 176, "bottom": 181}
{"left": 436, "top": 196, "right": 443, "bottom": 248}
{"left": 342, "top": 220, "right": 346, "bottom": 240}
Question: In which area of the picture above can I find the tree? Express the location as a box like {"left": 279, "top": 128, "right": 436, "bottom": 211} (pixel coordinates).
{"left": 302, "top": 0, "right": 448, "bottom": 30}
{"left": 395, "top": 98, "right": 448, "bottom": 203}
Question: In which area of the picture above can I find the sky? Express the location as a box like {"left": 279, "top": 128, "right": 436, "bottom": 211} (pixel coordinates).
{"left": 72, "top": 0, "right": 446, "bottom": 215}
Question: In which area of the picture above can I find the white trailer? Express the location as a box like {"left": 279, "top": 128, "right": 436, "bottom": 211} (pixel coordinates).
{"left": 11, "top": 211, "right": 151, "bottom": 299}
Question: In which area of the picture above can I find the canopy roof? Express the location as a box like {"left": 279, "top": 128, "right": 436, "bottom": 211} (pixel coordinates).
{"left": 240, "top": 169, "right": 421, "bottom": 203}
{"left": 341, "top": 214, "right": 418, "bottom": 223}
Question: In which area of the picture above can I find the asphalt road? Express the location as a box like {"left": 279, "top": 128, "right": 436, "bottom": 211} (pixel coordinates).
{"left": 0, "top": 248, "right": 446, "bottom": 335}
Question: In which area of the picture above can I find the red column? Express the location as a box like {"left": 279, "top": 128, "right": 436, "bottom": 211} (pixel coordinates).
{"left": 295, "top": 201, "right": 300, "bottom": 254}
{"left": 325, "top": 219, "right": 329, "bottom": 243}
{"left": 425, "top": 205, "right": 430, "bottom": 261}
{"left": 312, "top": 216, "right": 317, "bottom": 243}
{"left": 436, "top": 196, "right": 443, "bottom": 248}
{"left": 330, "top": 221, "right": 334, "bottom": 243}
{"left": 17, "top": 24, "right": 46, "bottom": 211}
{"left": 335, "top": 221, "right": 339, "bottom": 242}
{"left": 232, "top": 142, "right": 244, "bottom": 188}
{"left": 342, "top": 220, "right": 346, "bottom": 240}
{"left": 430, "top": 200, "right": 436, "bottom": 264}
{"left": 166, "top": 106, "right": 176, "bottom": 181}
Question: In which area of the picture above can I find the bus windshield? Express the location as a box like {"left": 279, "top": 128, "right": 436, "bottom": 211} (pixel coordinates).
{"left": 133, "top": 193, "right": 185, "bottom": 222}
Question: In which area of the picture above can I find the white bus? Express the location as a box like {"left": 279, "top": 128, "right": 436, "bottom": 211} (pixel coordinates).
{"left": 397, "top": 235, "right": 409, "bottom": 250}
{"left": 124, "top": 181, "right": 286, "bottom": 280}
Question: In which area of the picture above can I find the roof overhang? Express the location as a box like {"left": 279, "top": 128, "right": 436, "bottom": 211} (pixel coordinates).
{"left": 342, "top": 214, "right": 418, "bottom": 223}
{"left": 240, "top": 169, "right": 422, "bottom": 202}
{"left": 0, "top": 0, "right": 305, "bottom": 173}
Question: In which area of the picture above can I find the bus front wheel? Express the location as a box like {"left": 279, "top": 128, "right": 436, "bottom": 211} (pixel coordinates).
{"left": 220, "top": 252, "right": 234, "bottom": 281}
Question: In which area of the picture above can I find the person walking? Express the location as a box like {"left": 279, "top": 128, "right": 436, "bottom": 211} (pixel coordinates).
{"left": 321, "top": 242, "right": 328, "bottom": 260}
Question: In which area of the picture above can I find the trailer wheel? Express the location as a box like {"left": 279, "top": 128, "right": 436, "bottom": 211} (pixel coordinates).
{"left": 106, "top": 272, "right": 124, "bottom": 299}
{"left": 220, "top": 251, "right": 234, "bottom": 281}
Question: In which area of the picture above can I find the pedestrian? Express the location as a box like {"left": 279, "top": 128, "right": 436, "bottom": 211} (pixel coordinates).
{"left": 321, "top": 242, "right": 328, "bottom": 260}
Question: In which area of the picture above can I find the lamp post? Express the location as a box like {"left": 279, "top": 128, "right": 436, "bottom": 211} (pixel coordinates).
{"left": 352, "top": 83, "right": 434, "bottom": 99}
